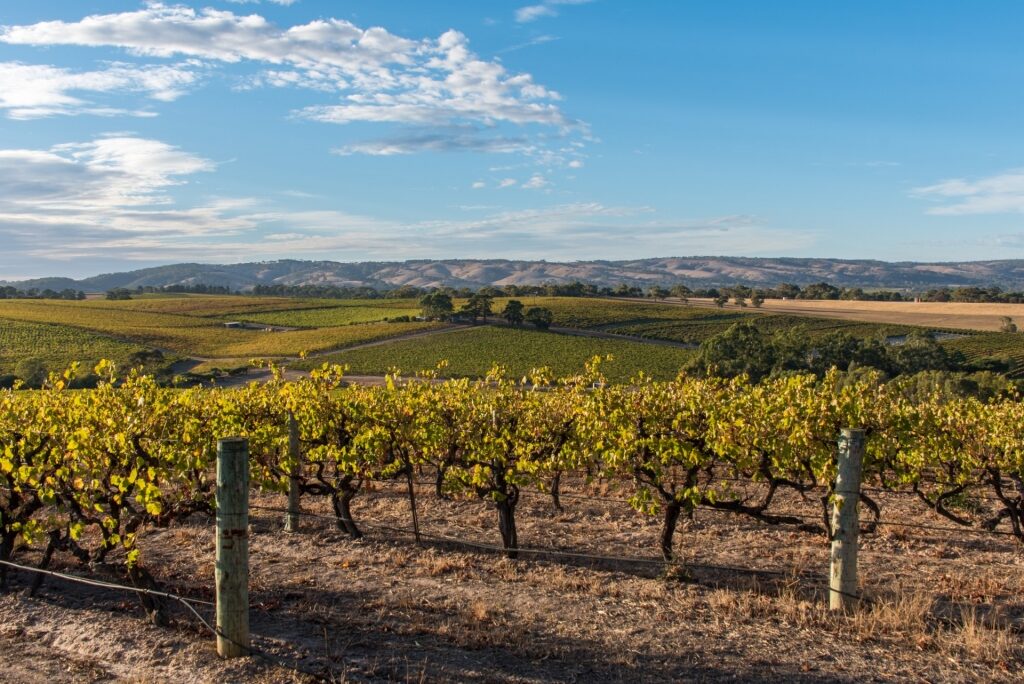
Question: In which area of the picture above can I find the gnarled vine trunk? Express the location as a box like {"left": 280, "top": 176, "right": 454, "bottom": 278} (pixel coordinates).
{"left": 496, "top": 497, "right": 519, "bottom": 559}
{"left": 660, "top": 501, "right": 682, "bottom": 561}
{"left": 127, "top": 564, "right": 168, "bottom": 627}
{"left": 434, "top": 465, "right": 450, "bottom": 499}
{"left": 0, "top": 530, "right": 14, "bottom": 592}
{"left": 550, "top": 471, "right": 563, "bottom": 511}
{"left": 331, "top": 488, "right": 362, "bottom": 539}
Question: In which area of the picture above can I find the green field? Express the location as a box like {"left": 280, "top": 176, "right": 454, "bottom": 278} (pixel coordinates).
{"left": 233, "top": 301, "right": 420, "bottom": 327}
{"left": 944, "top": 332, "right": 1024, "bottom": 378}
{"left": 295, "top": 325, "right": 695, "bottom": 382}
{"left": 0, "top": 299, "right": 439, "bottom": 358}
{"left": 1, "top": 294, "right": 1018, "bottom": 382}
{"left": 0, "top": 318, "right": 152, "bottom": 376}
{"left": 76, "top": 294, "right": 418, "bottom": 319}
{"left": 496, "top": 297, "right": 723, "bottom": 329}
{"left": 494, "top": 297, "right": 921, "bottom": 345}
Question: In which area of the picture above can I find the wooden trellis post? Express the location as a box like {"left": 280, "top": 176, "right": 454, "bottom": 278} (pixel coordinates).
{"left": 216, "top": 437, "right": 250, "bottom": 657}
{"left": 285, "top": 413, "right": 301, "bottom": 533}
{"left": 830, "top": 428, "right": 864, "bottom": 612}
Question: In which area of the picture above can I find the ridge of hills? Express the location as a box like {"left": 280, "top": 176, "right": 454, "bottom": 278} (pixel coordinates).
{"left": 5, "top": 257, "right": 1024, "bottom": 291}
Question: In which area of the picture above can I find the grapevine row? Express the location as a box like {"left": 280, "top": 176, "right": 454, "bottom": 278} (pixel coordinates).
{"left": 1, "top": 359, "right": 1022, "bottom": 620}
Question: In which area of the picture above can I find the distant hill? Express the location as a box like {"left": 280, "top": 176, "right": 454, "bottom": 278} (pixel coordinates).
{"left": 6, "top": 257, "right": 1024, "bottom": 291}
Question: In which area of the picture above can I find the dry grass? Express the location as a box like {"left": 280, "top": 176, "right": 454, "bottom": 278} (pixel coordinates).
{"left": 1, "top": 480, "right": 1021, "bottom": 683}
{"left": 693, "top": 297, "right": 1024, "bottom": 332}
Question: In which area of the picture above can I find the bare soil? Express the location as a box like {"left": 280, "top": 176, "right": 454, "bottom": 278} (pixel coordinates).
{"left": 1, "top": 481, "right": 1021, "bottom": 683}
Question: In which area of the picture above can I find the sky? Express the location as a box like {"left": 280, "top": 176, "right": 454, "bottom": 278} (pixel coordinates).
{"left": 2, "top": 1, "right": 1024, "bottom": 280}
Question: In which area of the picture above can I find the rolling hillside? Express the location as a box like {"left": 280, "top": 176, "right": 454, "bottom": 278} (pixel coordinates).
{"left": 5, "top": 257, "right": 1024, "bottom": 291}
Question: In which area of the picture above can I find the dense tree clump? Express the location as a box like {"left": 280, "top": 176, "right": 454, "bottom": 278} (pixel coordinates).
{"left": 0, "top": 287, "right": 85, "bottom": 300}
{"left": 525, "top": 307, "right": 554, "bottom": 330}
{"left": 418, "top": 292, "right": 454, "bottom": 320}
{"left": 689, "top": 322, "right": 976, "bottom": 383}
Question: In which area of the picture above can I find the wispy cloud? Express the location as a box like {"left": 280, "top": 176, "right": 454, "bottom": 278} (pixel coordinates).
{"left": 0, "top": 136, "right": 813, "bottom": 268}
{"left": 515, "top": 0, "right": 594, "bottom": 23}
{"left": 497, "top": 34, "right": 558, "bottom": 54}
{"left": 912, "top": 169, "right": 1024, "bottom": 215}
{"left": 333, "top": 128, "right": 534, "bottom": 156}
{"left": 226, "top": 0, "right": 299, "bottom": 5}
{"left": 522, "top": 173, "right": 549, "bottom": 190}
{"left": 0, "top": 60, "right": 199, "bottom": 119}
{"left": 0, "top": 137, "right": 213, "bottom": 216}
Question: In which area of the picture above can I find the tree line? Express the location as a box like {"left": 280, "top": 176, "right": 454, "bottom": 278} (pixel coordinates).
{"left": 0, "top": 286, "right": 85, "bottom": 301}
{"left": 6, "top": 279, "right": 1024, "bottom": 304}
{"left": 419, "top": 292, "right": 553, "bottom": 330}
{"left": 688, "top": 321, "right": 1018, "bottom": 385}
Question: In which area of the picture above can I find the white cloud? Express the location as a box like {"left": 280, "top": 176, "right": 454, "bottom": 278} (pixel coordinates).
{"left": 297, "top": 28, "right": 567, "bottom": 128}
{"left": 522, "top": 173, "right": 549, "bottom": 190}
{"left": 0, "top": 137, "right": 212, "bottom": 215}
{"left": 0, "top": 137, "right": 268, "bottom": 254}
{"left": 1, "top": 5, "right": 571, "bottom": 129}
{"left": 43, "top": 204, "right": 806, "bottom": 265}
{"left": 516, "top": 6, "right": 558, "bottom": 23}
{"left": 515, "top": 0, "right": 594, "bottom": 23}
{"left": 567, "top": 159, "right": 583, "bottom": 168}
{"left": 471, "top": 181, "right": 486, "bottom": 189}
{"left": 497, "top": 34, "right": 558, "bottom": 54}
{"left": 0, "top": 61, "right": 199, "bottom": 119}
{"left": 405, "top": 206, "right": 813, "bottom": 259}
{"left": 912, "top": 169, "right": 1024, "bottom": 215}
{"left": 498, "top": 178, "right": 518, "bottom": 188}
{"left": 333, "top": 129, "right": 534, "bottom": 156}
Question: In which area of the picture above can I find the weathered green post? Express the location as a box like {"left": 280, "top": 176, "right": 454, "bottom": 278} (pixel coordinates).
{"left": 216, "top": 437, "right": 250, "bottom": 657}
{"left": 830, "top": 428, "right": 864, "bottom": 612}
{"left": 285, "top": 413, "right": 301, "bottom": 533}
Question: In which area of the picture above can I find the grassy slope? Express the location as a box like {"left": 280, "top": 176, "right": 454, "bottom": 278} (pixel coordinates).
{"left": 0, "top": 318, "right": 150, "bottom": 375}
{"left": 0, "top": 300, "right": 439, "bottom": 358}
{"left": 943, "top": 333, "right": 1024, "bottom": 377}
{"left": 493, "top": 297, "right": 921, "bottom": 344}
{"left": 234, "top": 302, "right": 420, "bottom": 327}
{"left": 2, "top": 295, "right": 1018, "bottom": 377}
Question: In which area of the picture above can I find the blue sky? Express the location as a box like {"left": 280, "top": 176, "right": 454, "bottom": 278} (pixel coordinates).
{"left": 2, "top": 1, "right": 1024, "bottom": 279}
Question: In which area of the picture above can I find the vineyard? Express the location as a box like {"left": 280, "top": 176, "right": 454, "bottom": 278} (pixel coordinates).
{"left": 2, "top": 295, "right": 1021, "bottom": 388}
{"left": 494, "top": 297, "right": 923, "bottom": 343}
{"left": 71, "top": 295, "right": 415, "bottom": 318}
{"left": 232, "top": 302, "right": 422, "bottom": 328}
{"left": 0, "top": 300, "right": 440, "bottom": 359}
{"left": 298, "top": 326, "right": 698, "bottom": 381}
{"left": 0, "top": 320, "right": 151, "bottom": 377}
{"left": 0, "top": 361, "right": 1022, "bottom": 680}
{"left": 946, "top": 332, "right": 1024, "bottom": 378}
